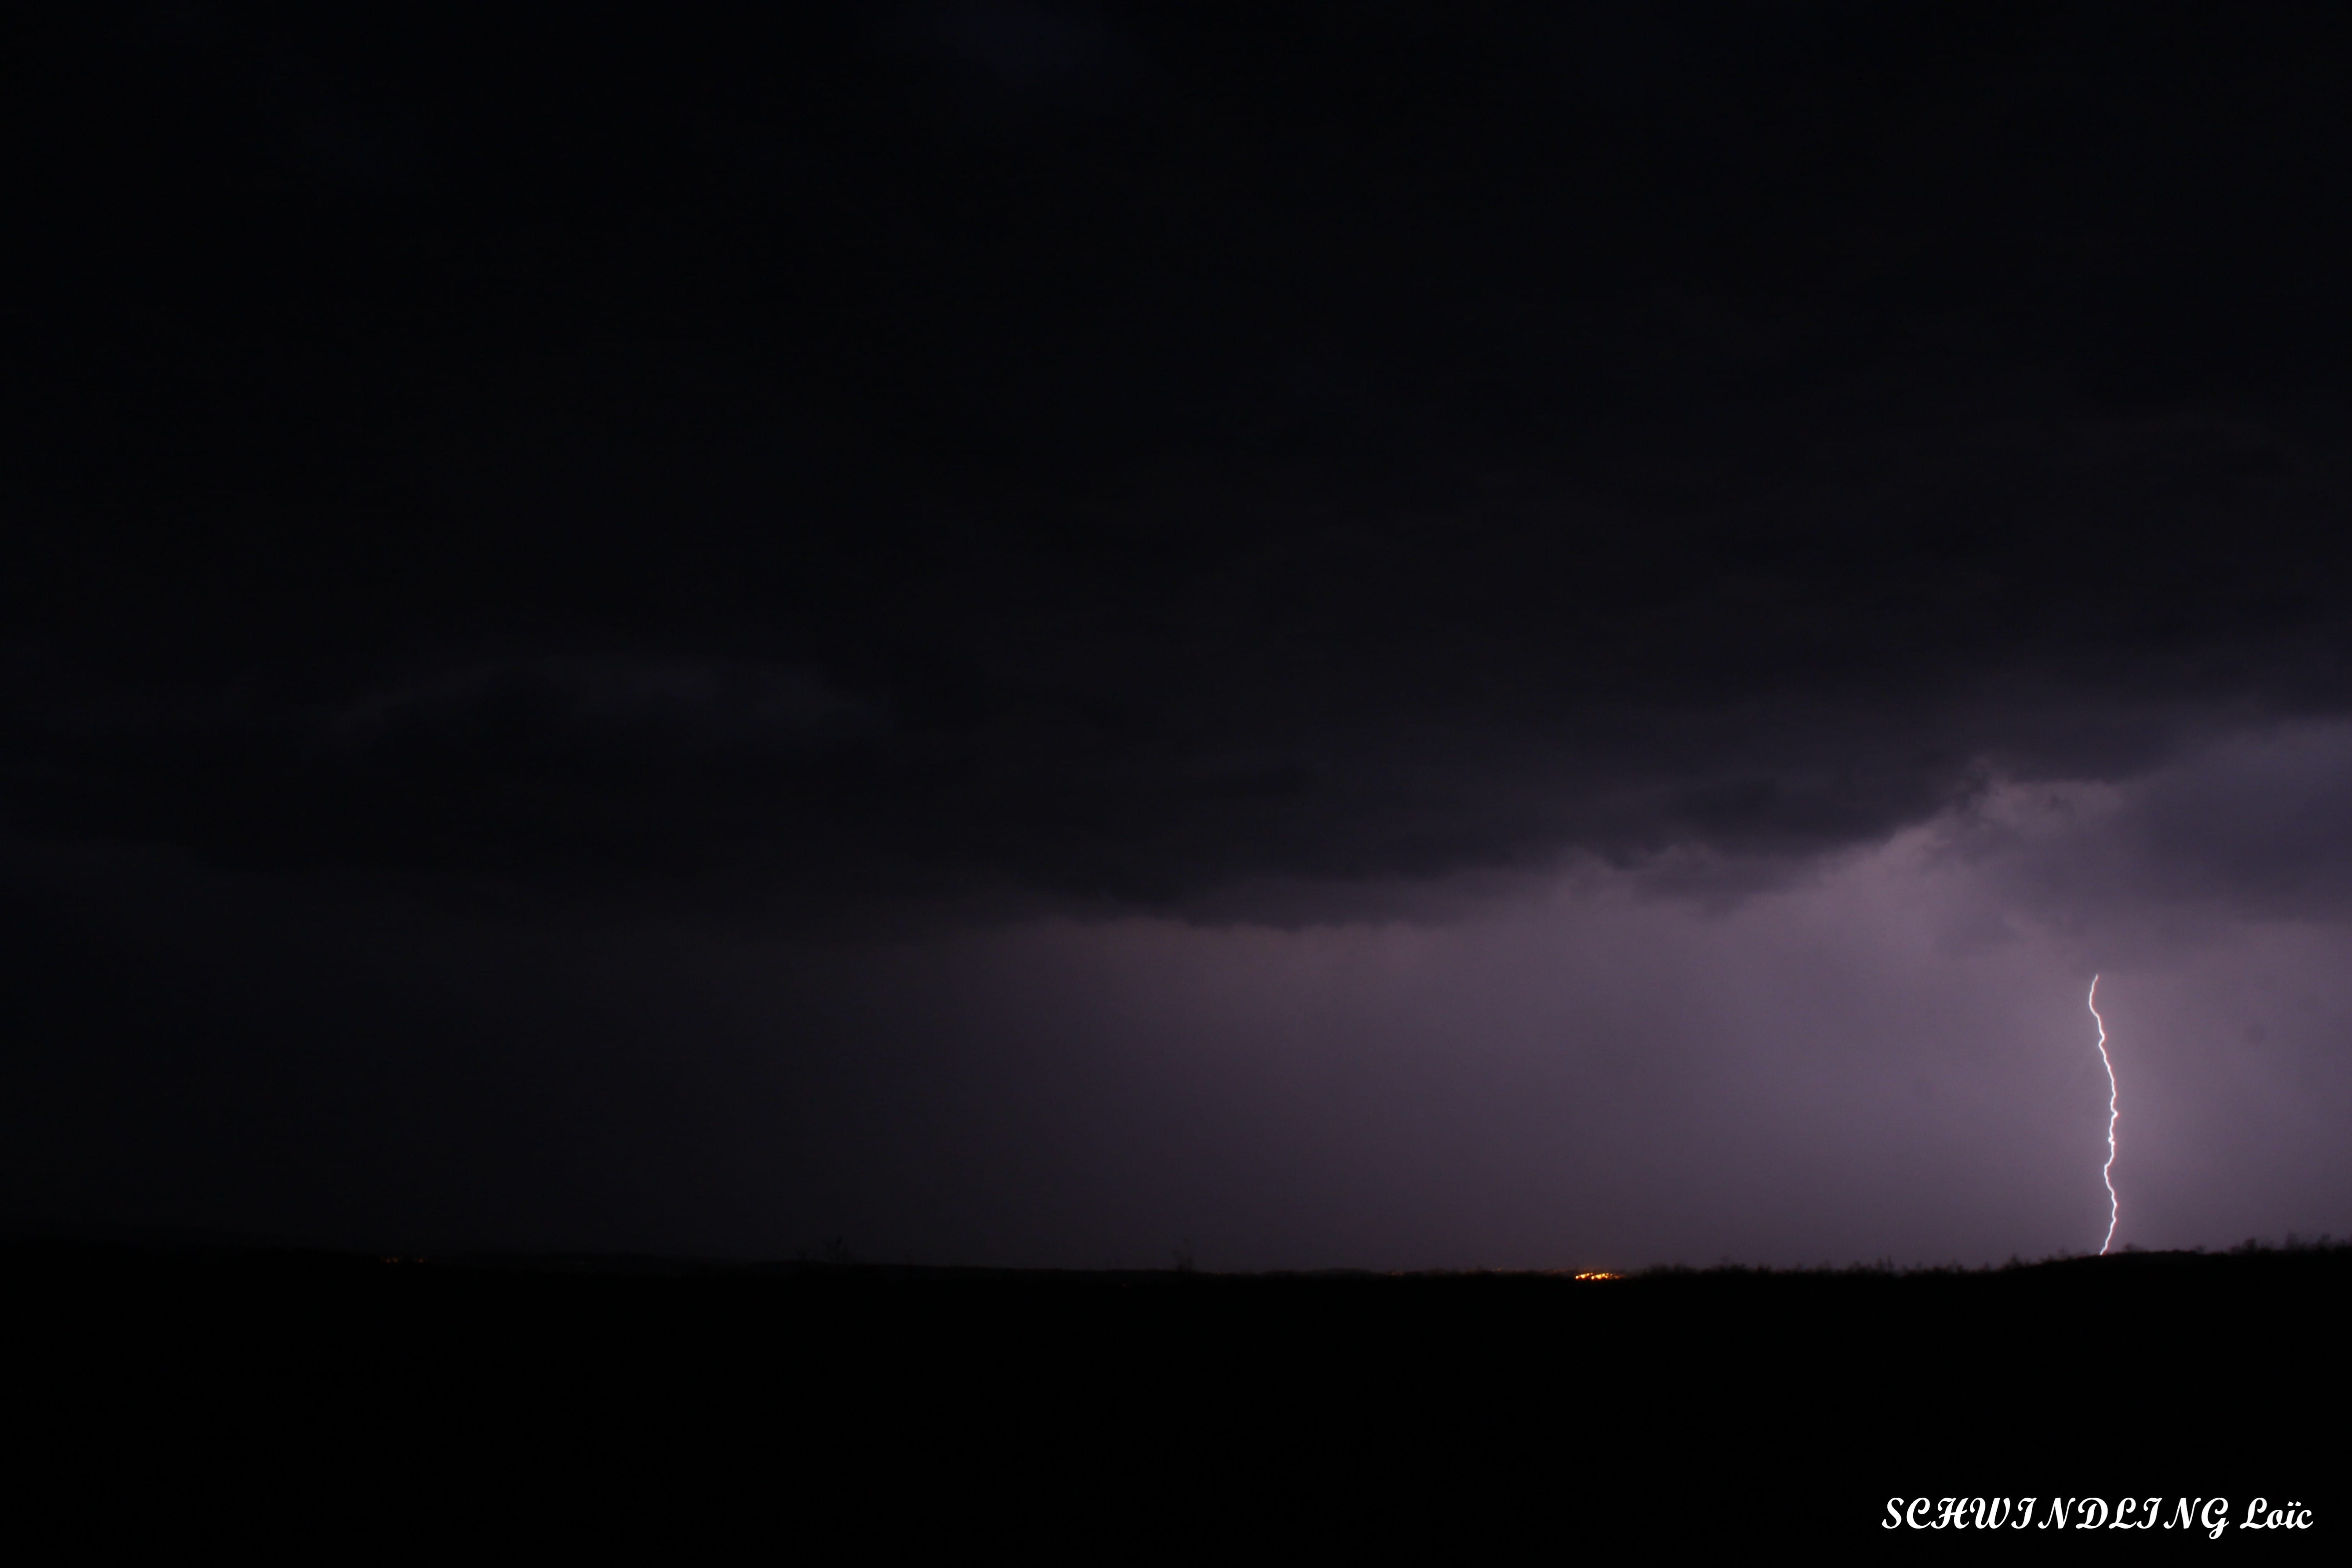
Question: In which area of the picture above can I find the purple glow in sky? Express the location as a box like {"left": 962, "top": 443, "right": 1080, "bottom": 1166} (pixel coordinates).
{"left": 9, "top": 722, "right": 2352, "bottom": 1269}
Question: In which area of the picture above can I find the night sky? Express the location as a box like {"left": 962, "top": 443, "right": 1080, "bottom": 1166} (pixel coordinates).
{"left": 10, "top": 2, "right": 2352, "bottom": 1269}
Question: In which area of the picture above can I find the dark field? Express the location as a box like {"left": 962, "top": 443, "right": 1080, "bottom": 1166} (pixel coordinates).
{"left": 11, "top": 1239, "right": 2340, "bottom": 1549}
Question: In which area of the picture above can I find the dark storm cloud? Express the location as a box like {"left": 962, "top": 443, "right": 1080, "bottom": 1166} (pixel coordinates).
{"left": 13, "top": 397, "right": 2345, "bottom": 922}
{"left": 9, "top": 3, "right": 2352, "bottom": 922}
{"left": 1948, "top": 720, "right": 2352, "bottom": 929}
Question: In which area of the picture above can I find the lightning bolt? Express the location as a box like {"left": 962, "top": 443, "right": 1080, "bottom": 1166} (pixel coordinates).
{"left": 2087, "top": 974, "right": 2119, "bottom": 1256}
